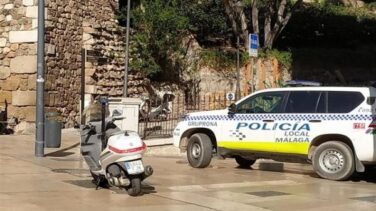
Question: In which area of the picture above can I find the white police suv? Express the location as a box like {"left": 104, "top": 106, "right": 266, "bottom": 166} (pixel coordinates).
{"left": 173, "top": 83, "right": 376, "bottom": 180}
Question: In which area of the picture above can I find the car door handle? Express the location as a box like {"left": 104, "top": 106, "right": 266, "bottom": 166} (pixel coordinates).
{"left": 309, "top": 120, "right": 322, "bottom": 123}
{"left": 263, "top": 119, "right": 274, "bottom": 123}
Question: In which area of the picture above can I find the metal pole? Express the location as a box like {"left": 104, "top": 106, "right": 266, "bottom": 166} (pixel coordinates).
{"left": 235, "top": 36, "right": 241, "bottom": 100}
{"left": 123, "top": 0, "right": 131, "bottom": 97}
{"left": 35, "top": 0, "right": 45, "bottom": 157}
{"left": 80, "top": 49, "right": 85, "bottom": 125}
{"left": 250, "top": 57, "right": 254, "bottom": 93}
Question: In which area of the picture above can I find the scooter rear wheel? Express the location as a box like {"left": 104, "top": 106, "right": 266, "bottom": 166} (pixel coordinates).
{"left": 127, "top": 178, "right": 141, "bottom": 196}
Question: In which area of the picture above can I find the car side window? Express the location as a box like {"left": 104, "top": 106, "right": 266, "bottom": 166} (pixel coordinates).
{"left": 236, "top": 92, "right": 286, "bottom": 114}
{"left": 328, "top": 91, "right": 365, "bottom": 113}
{"left": 285, "top": 91, "right": 322, "bottom": 113}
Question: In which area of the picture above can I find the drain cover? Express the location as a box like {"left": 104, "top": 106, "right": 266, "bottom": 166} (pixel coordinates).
{"left": 246, "top": 191, "right": 290, "bottom": 197}
{"left": 352, "top": 196, "right": 376, "bottom": 203}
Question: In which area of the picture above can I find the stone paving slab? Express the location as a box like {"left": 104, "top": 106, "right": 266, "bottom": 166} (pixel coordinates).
{"left": 1, "top": 130, "right": 376, "bottom": 210}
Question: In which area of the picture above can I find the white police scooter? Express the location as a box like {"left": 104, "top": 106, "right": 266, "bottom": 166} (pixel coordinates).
{"left": 80, "top": 96, "right": 153, "bottom": 196}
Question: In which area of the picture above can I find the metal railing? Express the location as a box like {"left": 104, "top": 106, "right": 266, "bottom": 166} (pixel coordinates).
{"left": 138, "top": 92, "right": 248, "bottom": 139}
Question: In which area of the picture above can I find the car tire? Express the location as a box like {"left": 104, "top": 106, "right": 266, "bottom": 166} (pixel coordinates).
{"left": 312, "top": 141, "right": 355, "bottom": 181}
{"left": 235, "top": 156, "right": 256, "bottom": 168}
{"left": 187, "top": 133, "right": 213, "bottom": 168}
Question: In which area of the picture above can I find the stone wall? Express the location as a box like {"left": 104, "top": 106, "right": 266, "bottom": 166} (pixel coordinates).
{"left": 198, "top": 58, "right": 291, "bottom": 95}
{"left": 44, "top": 0, "right": 83, "bottom": 127}
{"left": 1, "top": 0, "right": 144, "bottom": 131}
{"left": 0, "top": 0, "right": 38, "bottom": 131}
{"left": 82, "top": 0, "right": 145, "bottom": 100}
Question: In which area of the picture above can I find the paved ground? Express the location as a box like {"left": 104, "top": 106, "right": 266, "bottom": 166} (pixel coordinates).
{"left": 1, "top": 130, "right": 376, "bottom": 211}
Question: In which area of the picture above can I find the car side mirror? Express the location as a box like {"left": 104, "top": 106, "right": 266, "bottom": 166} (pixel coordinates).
{"left": 228, "top": 103, "right": 236, "bottom": 114}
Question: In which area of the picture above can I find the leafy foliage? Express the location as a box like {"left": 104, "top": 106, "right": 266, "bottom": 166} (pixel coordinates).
{"left": 180, "top": 0, "right": 232, "bottom": 46}
{"left": 259, "top": 49, "right": 292, "bottom": 69}
{"left": 200, "top": 49, "right": 249, "bottom": 70}
{"left": 118, "top": 0, "right": 376, "bottom": 79}
{"left": 119, "top": 0, "right": 232, "bottom": 77}
{"left": 277, "top": 2, "right": 376, "bottom": 48}
{"left": 119, "top": 0, "right": 190, "bottom": 77}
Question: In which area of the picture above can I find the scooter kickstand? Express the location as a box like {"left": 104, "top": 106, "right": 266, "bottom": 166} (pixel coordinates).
{"left": 95, "top": 179, "right": 101, "bottom": 190}
{"left": 94, "top": 176, "right": 105, "bottom": 190}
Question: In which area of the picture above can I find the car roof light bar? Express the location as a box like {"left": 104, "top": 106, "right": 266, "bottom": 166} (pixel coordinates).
{"left": 285, "top": 80, "right": 322, "bottom": 87}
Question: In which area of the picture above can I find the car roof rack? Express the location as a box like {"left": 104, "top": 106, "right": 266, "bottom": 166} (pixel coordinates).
{"left": 285, "top": 80, "right": 322, "bottom": 87}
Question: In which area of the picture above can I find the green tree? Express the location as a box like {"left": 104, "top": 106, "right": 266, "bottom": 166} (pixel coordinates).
{"left": 224, "top": 0, "right": 304, "bottom": 49}
{"left": 121, "top": 0, "right": 189, "bottom": 77}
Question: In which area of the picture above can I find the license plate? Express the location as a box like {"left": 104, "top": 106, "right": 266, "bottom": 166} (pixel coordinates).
{"left": 125, "top": 160, "right": 144, "bottom": 175}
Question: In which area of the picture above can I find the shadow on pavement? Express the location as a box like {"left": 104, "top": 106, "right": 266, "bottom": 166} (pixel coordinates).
{"left": 45, "top": 142, "right": 80, "bottom": 157}
{"left": 52, "top": 168, "right": 90, "bottom": 178}
{"left": 351, "top": 166, "right": 376, "bottom": 183}
{"left": 257, "top": 162, "right": 318, "bottom": 177}
{"left": 65, "top": 179, "right": 95, "bottom": 189}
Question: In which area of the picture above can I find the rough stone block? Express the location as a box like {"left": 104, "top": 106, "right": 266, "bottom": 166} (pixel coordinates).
{"left": 32, "top": 19, "right": 38, "bottom": 29}
{"left": 1, "top": 75, "right": 20, "bottom": 90}
{"left": 9, "top": 30, "right": 37, "bottom": 43}
{"left": 4, "top": 4, "right": 14, "bottom": 10}
{"left": 7, "top": 105, "right": 18, "bottom": 117}
{"left": 22, "top": 106, "right": 36, "bottom": 121}
{"left": 12, "top": 91, "right": 36, "bottom": 106}
{"left": 2, "top": 47, "right": 11, "bottom": 55}
{"left": 5, "top": 15, "right": 12, "bottom": 21}
{"left": 46, "top": 44, "right": 55, "bottom": 55}
{"left": 10, "top": 44, "right": 18, "bottom": 51}
{"left": 0, "top": 66, "right": 11, "bottom": 79}
{"left": 20, "top": 78, "right": 28, "bottom": 91}
{"left": 14, "top": 122, "right": 35, "bottom": 134}
{"left": 85, "top": 68, "right": 95, "bottom": 76}
{"left": 0, "top": 38, "right": 6, "bottom": 47}
{"left": 10, "top": 56, "right": 37, "bottom": 73}
{"left": 0, "top": 91, "right": 12, "bottom": 104}
{"left": 26, "top": 6, "right": 38, "bottom": 18}
{"left": 22, "top": 0, "right": 34, "bottom": 6}
{"left": 85, "top": 85, "right": 97, "bottom": 94}
{"left": 28, "top": 74, "right": 36, "bottom": 90}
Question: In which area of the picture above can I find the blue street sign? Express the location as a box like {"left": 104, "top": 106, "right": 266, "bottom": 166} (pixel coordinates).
{"left": 249, "top": 33, "right": 258, "bottom": 57}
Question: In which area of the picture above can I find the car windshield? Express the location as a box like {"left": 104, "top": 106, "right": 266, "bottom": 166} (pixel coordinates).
{"left": 236, "top": 92, "right": 285, "bottom": 113}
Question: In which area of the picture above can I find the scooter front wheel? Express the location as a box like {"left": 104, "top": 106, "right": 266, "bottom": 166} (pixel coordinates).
{"left": 127, "top": 178, "right": 141, "bottom": 196}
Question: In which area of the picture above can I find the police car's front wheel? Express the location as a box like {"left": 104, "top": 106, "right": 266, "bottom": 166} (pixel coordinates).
{"left": 187, "top": 133, "right": 213, "bottom": 168}
{"left": 312, "top": 141, "right": 355, "bottom": 181}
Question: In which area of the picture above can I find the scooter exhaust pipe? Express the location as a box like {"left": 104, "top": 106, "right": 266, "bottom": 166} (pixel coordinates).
{"left": 142, "top": 165, "right": 153, "bottom": 180}
{"left": 109, "top": 177, "right": 130, "bottom": 187}
{"left": 119, "top": 177, "right": 130, "bottom": 186}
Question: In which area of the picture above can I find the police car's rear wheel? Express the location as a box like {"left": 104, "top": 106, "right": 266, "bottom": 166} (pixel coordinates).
{"left": 312, "top": 141, "right": 355, "bottom": 181}
{"left": 187, "top": 133, "right": 213, "bottom": 168}
{"left": 235, "top": 156, "right": 256, "bottom": 168}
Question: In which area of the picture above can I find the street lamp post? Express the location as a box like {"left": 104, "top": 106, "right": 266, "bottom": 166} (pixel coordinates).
{"left": 35, "top": 0, "right": 45, "bottom": 157}
{"left": 235, "top": 36, "right": 241, "bottom": 100}
{"left": 123, "top": 0, "right": 131, "bottom": 97}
